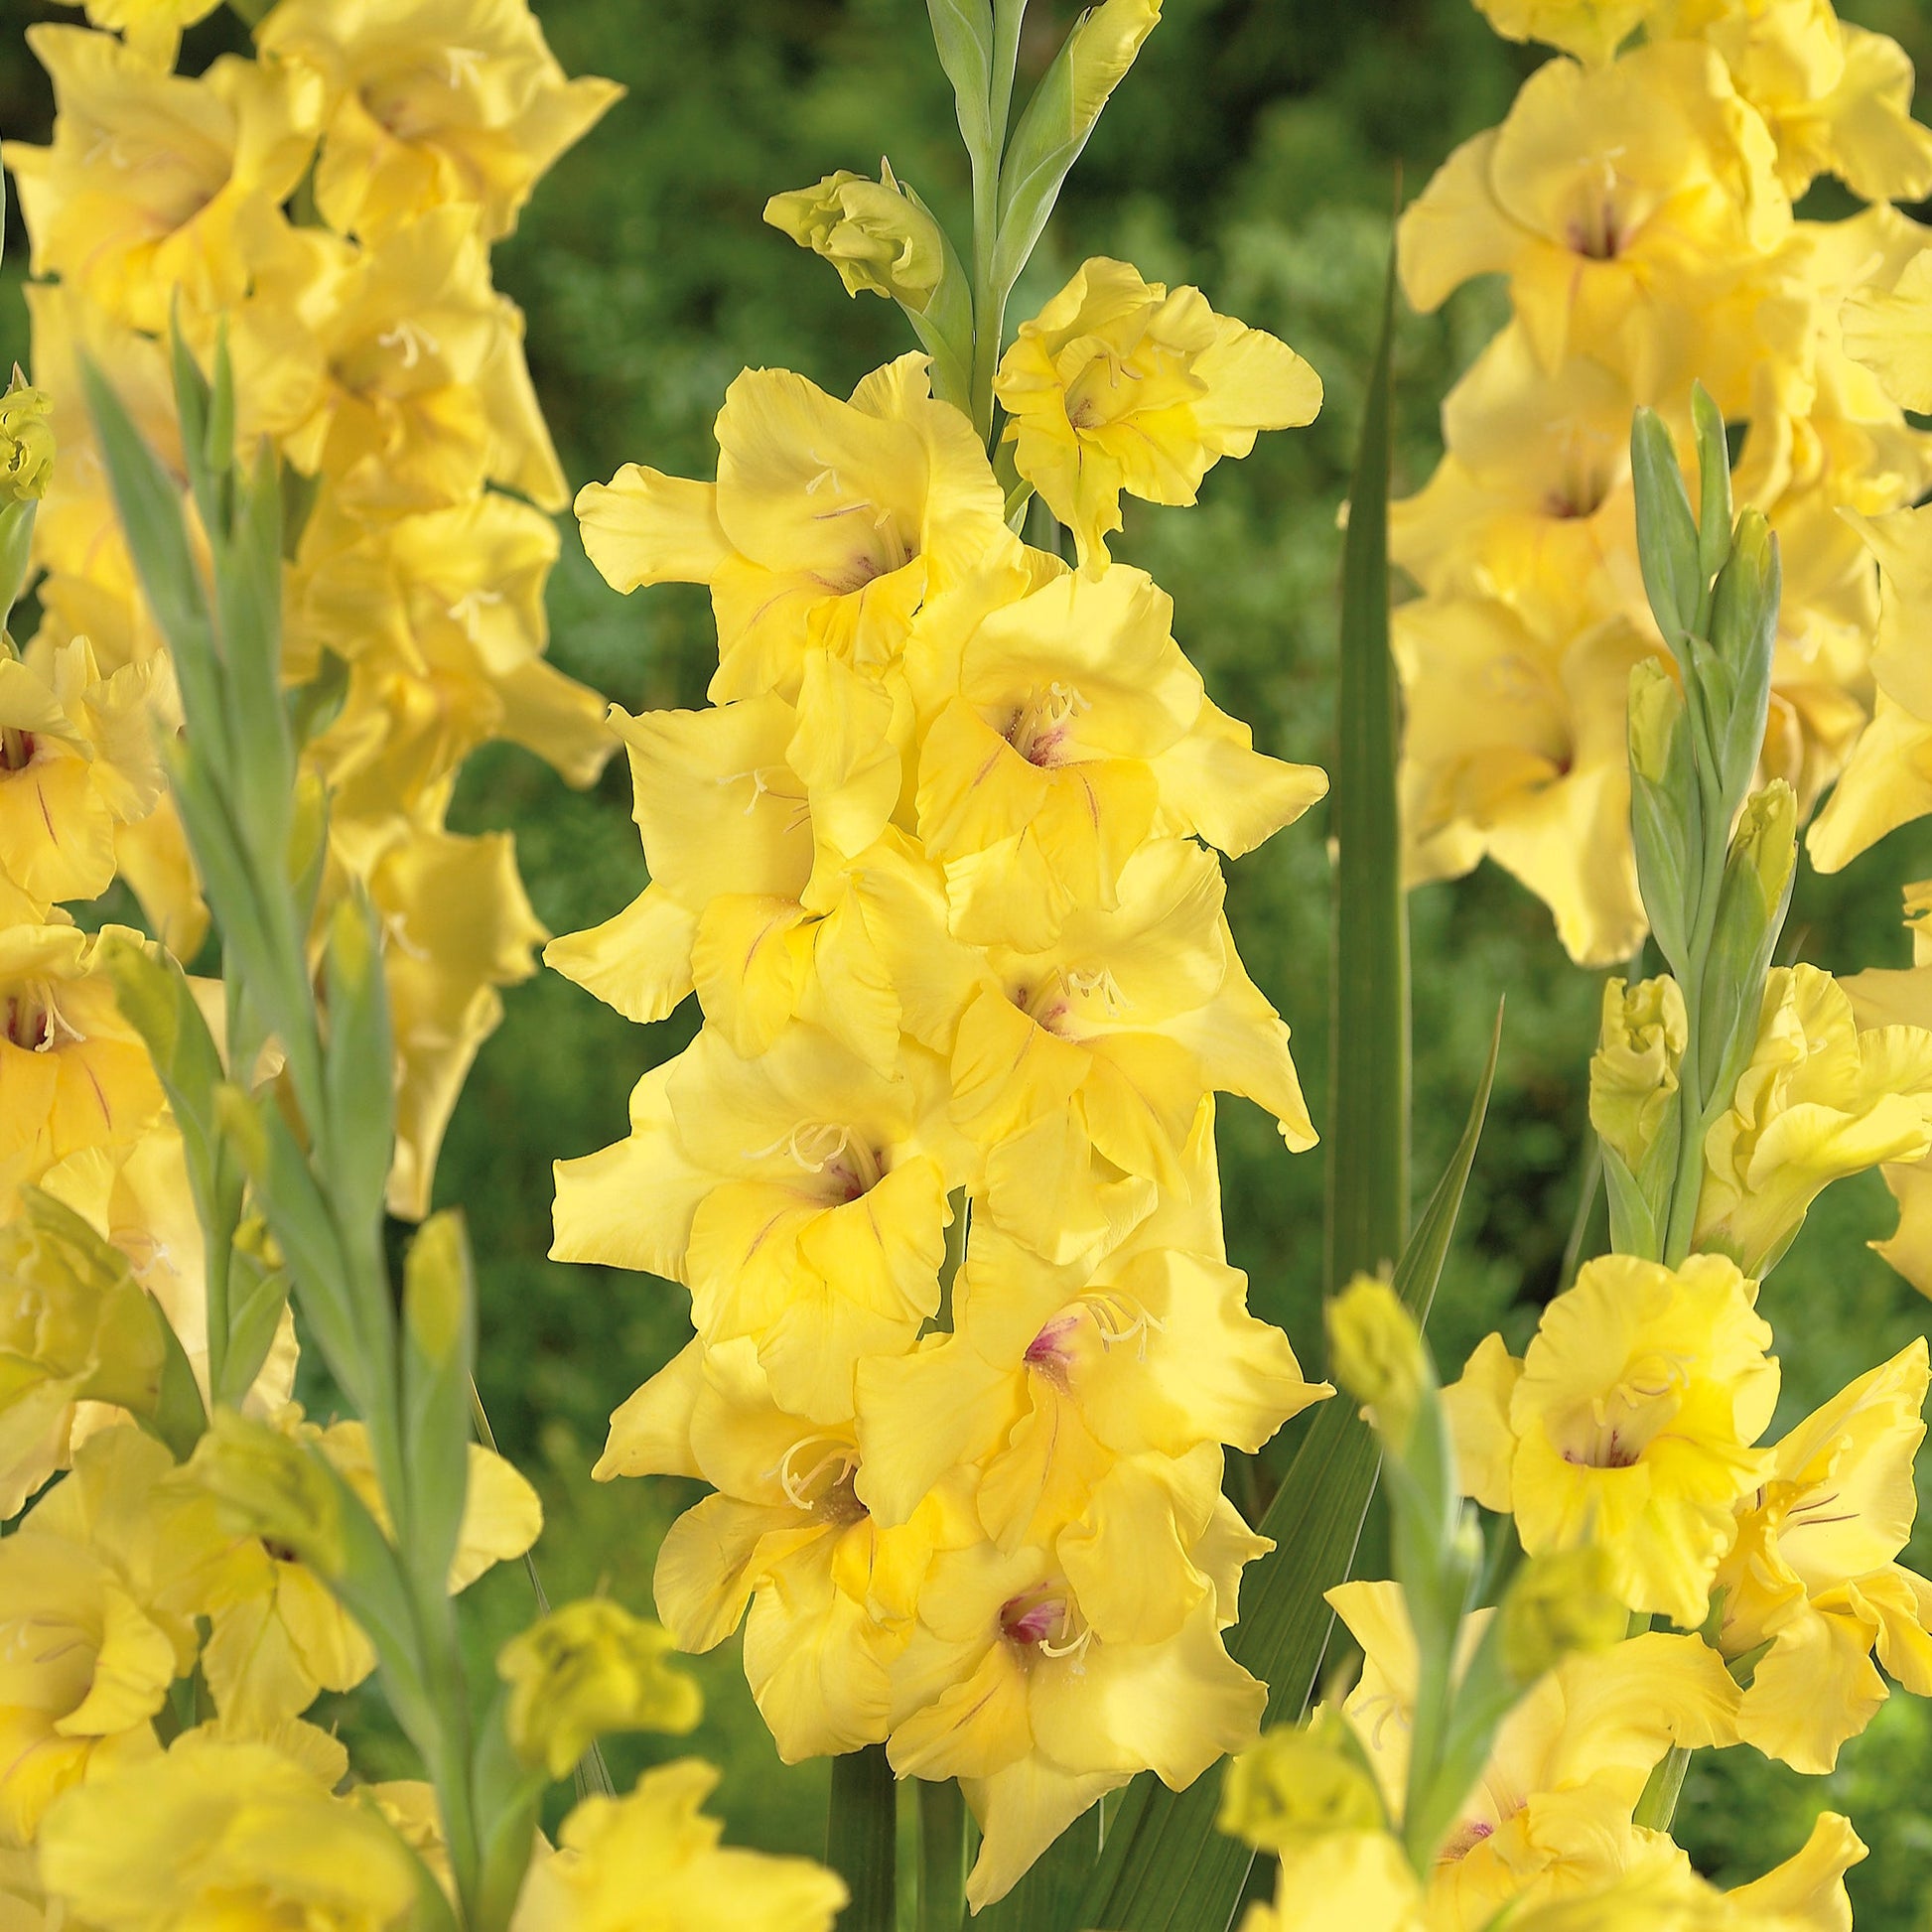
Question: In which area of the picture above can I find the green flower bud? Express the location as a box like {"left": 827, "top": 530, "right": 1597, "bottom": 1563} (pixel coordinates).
{"left": 1499, "top": 1546, "right": 1628, "bottom": 1684}
{"left": 1218, "top": 1714, "right": 1385, "bottom": 1855}
{"left": 1326, "top": 1275, "right": 1428, "bottom": 1449}
{"left": 1691, "top": 382, "right": 1732, "bottom": 587}
{"left": 1710, "top": 508, "right": 1778, "bottom": 679}
{"left": 1626, "top": 658, "right": 1684, "bottom": 788}
{"left": 498, "top": 1597, "right": 702, "bottom": 1781}
{"left": 1630, "top": 407, "right": 1702, "bottom": 650}
{"left": 1626, "top": 657, "right": 1697, "bottom": 979}
{"left": 764, "top": 163, "right": 945, "bottom": 311}
{"left": 1697, "top": 779, "right": 1797, "bottom": 1113}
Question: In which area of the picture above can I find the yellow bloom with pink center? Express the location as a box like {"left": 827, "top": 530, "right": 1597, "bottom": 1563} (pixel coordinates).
{"left": 1446, "top": 1253, "right": 1778, "bottom": 1627}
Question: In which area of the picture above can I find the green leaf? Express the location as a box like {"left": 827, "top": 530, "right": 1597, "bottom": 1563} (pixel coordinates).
{"left": 471, "top": 1690, "right": 547, "bottom": 1932}
{"left": 1325, "top": 232, "right": 1408, "bottom": 1292}
{"left": 80, "top": 354, "right": 227, "bottom": 766}
{"left": 1076, "top": 1007, "right": 1501, "bottom": 1932}
{"left": 216, "top": 1250, "right": 292, "bottom": 1411}
{"left": 826, "top": 1744, "right": 897, "bottom": 1932}
{"left": 916, "top": 1779, "right": 968, "bottom": 1932}
{"left": 245, "top": 1098, "right": 371, "bottom": 1414}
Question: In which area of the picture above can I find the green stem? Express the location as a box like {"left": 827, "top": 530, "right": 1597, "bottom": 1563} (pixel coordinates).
{"left": 1632, "top": 1744, "right": 1691, "bottom": 1831}
{"left": 917, "top": 1779, "right": 967, "bottom": 1932}
{"left": 414, "top": 1592, "right": 484, "bottom": 1924}
{"left": 827, "top": 1745, "right": 898, "bottom": 1932}
{"left": 1557, "top": 1138, "right": 1602, "bottom": 1291}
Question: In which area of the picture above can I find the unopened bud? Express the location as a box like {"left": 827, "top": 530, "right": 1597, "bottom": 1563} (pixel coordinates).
{"left": 1065, "top": 0, "right": 1165, "bottom": 121}
{"left": 0, "top": 377, "right": 55, "bottom": 503}
{"left": 1630, "top": 407, "right": 1702, "bottom": 647}
{"left": 1588, "top": 975, "right": 1687, "bottom": 1177}
{"left": 1326, "top": 1276, "right": 1428, "bottom": 1449}
{"left": 1500, "top": 1546, "right": 1627, "bottom": 1683}
{"left": 1710, "top": 508, "right": 1777, "bottom": 674}
{"left": 403, "top": 1210, "right": 471, "bottom": 1368}
{"left": 1725, "top": 780, "right": 1797, "bottom": 914}
{"left": 1218, "top": 1714, "right": 1385, "bottom": 1855}
{"left": 764, "top": 163, "right": 945, "bottom": 311}
{"left": 1626, "top": 659, "right": 1684, "bottom": 788}
{"left": 498, "top": 1597, "right": 702, "bottom": 1780}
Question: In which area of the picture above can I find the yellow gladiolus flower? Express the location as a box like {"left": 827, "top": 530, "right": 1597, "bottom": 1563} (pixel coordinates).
{"left": 0, "top": 1187, "right": 166, "bottom": 1518}
{"left": 554, "top": 1022, "right": 970, "bottom": 1423}
{"left": 857, "top": 1132, "right": 1324, "bottom": 1582}
{"left": 46, "top": 0, "right": 220, "bottom": 69}
{"left": 994, "top": 257, "right": 1320, "bottom": 570}
{"left": 889, "top": 1532, "right": 1266, "bottom": 1910}
{"left": 1716, "top": 1339, "right": 1932, "bottom": 1773}
{"left": 1397, "top": 589, "right": 1657, "bottom": 968}
{"left": 1397, "top": 43, "right": 1787, "bottom": 392}
{"left": 576, "top": 355, "right": 1007, "bottom": 704}
{"left": 167, "top": 1404, "right": 541, "bottom": 1727}
{"left": 4, "top": 26, "right": 321, "bottom": 336}
{"left": 911, "top": 562, "right": 1326, "bottom": 947}
{"left": 597, "top": 1336, "right": 947, "bottom": 1761}
{"left": 272, "top": 207, "right": 567, "bottom": 515}
{"left": 543, "top": 686, "right": 935, "bottom": 1071}
{"left": 1391, "top": 324, "right": 1645, "bottom": 626}
{"left": 38, "top": 1735, "right": 420, "bottom": 1931}
{"left": 1250, "top": 1826, "right": 1860, "bottom": 1932}
{"left": 255, "top": 0, "right": 621, "bottom": 242}
{"left": 1842, "top": 246, "right": 1932, "bottom": 418}
{"left": 0, "top": 635, "right": 169, "bottom": 907}
{"left": 931, "top": 842, "right": 1315, "bottom": 1255}
{"left": 1807, "top": 501, "right": 1932, "bottom": 873}
{"left": 1696, "top": 963, "right": 1932, "bottom": 1274}
{"left": 1669, "top": 1, "right": 1932, "bottom": 203}
{"left": 1471, "top": 0, "right": 1662, "bottom": 65}
{"left": 290, "top": 493, "right": 614, "bottom": 822}
{"left": 0, "top": 1428, "right": 193, "bottom": 1846}
{"left": 1449, "top": 1253, "right": 1777, "bottom": 1628}
{"left": 509, "top": 1759, "right": 846, "bottom": 1932}
{"left": 1324, "top": 1580, "right": 1739, "bottom": 1927}
{"left": 0, "top": 922, "right": 167, "bottom": 1212}
{"left": 498, "top": 1598, "right": 701, "bottom": 1780}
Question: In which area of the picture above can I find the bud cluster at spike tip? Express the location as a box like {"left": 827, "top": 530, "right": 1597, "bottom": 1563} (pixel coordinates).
{"left": 1392, "top": 0, "right": 1932, "bottom": 969}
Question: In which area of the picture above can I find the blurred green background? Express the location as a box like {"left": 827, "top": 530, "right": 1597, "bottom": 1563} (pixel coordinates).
{"left": 9, "top": 0, "right": 1932, "bottom": 1920}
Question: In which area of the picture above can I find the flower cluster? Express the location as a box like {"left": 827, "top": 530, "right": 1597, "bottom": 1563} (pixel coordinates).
{"left": 4, "top": 0, "right": 621, "bottom": 1220}
{"left": 0, "top": 4, "right": 851, "bottom": 1928}
{"left": 1393, "top": 0, "right": 1932, "bottom": 965}
{"left": 551, "top": 249, "right": 1329, "bottom": 1901}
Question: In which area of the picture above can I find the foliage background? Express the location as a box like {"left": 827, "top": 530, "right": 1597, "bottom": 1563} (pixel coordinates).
{"left": 8, "top": 0, "right": 1932, "bottom": 1919}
